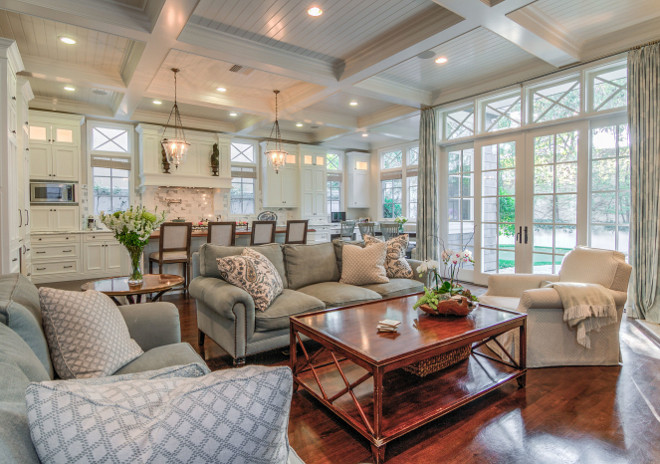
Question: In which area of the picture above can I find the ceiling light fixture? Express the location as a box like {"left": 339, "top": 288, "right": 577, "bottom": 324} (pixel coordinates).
{"left": 63, "top": 85, "right": 76, "bottom": 92}
{"left": 296, "top": 122, "right": 303, "bottom": 127}
{"left": 153, "top": 99, "right": 162, "bottom": 105}
{"left": 216, "top": 87, "right": 227, "bottom": 92}
{"left": 362, "top": 133, "right": 369, "bottom": 137}
{"left": 265, "top": 90, "right": 287, "bottom": 174}
{"left": 160, "top": 68, "right": 190, "bottom": 170}
{"left": 307, "top": 6, "right": 323, "bottom": 16}
{"left": 435, "top": 56, "right": 448, "bottom": 64}
{"left": 349, "top": 100, "right": 358, "bottom": 107}
{"left": 59, "top": 36, "right": 77, "bottom": 45}
{"left": 229, "top": 111, "right": 238, "bottom": 117}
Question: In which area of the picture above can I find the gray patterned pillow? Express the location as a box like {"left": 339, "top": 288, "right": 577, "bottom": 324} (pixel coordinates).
{"left": 364, "top": 234, "right": 414, "bottom": 279}
{"left": 217, "top": 248, "right": 284, "bottom": 311}
{"left": 26, "top": 365, "right": 293, "bottom": 464}
{"left": 38, "top": 288, "right": 143, "bottom": 379}
{"left": 340, "top": 242, "right": 389, "bottom": 285}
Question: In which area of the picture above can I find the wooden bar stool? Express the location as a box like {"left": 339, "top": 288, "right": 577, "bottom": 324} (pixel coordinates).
{"left": 285, "top": 219, "right": 308, "bottom": 244}
{"left": 149, "top": 222, "right": 192, "bottom": 296}
{"left": 250, "top": 220, "right": 276, "bottom": 245}
{"left": 207, "top": 221, "right": 236, "bottom": 246}
{"left": 380, "top": 223, "right": 400, "bottom": 241}
{"left": 340, "top": 220, "right": 356, "bottom": 241}
{"left": 357, "top": 222, "right": 375, "bottom": 239}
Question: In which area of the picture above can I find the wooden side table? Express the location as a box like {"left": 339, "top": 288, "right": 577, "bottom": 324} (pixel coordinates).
{"left": 81, "top": 274, "right": 184, "bottom": 305}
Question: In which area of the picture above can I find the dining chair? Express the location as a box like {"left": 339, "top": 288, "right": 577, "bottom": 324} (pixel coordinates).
{"left": 380, "top": 223, "right": 400, "bottom": 241}
{"left": 207, "top": 222, "right": 236, "bottom": 246}
{"left": 148, "top": 222, "right": 192, "bottom": 296}
{"left": 250, "top": 220, "right": 277, "bottom": 245}
{"left": 285, "top": 219, "right": 309, "bottom": 244}
{"left": 357, "top": 222, "right": 375, "bottom": 239}
{"left": 340, "top": 220, "right": 356, "bottom": 241}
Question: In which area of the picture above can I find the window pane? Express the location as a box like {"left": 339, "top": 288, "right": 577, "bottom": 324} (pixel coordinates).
{"left": 231, "top": 142, "right": 254, "bottom": 163}
{"left": 92, "top": 127, "right": 128, "bottom": 152}
{"left": 483, "top": 94, "right": 521, "bottom": 132}
{"left": 326, "top": 153, "right": 340, "bottom": 170}
{"left": 445, "top": 106, "right": 474, "bottom": 140}
{"left": 381, "top": 150, "right": 402, "bottom": 169}
{"left": 407, "top": 147, "right": 419, "bottom": 166}
{"left": 593, "top": 67, "right": 627, "bottom": 111}
{"left": 532, "top": 80, "right": 580, "bottom": 123}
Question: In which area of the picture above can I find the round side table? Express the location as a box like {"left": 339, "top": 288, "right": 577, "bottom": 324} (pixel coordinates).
{"left": 81, "top": 274, "right": 184, "bottom": 305}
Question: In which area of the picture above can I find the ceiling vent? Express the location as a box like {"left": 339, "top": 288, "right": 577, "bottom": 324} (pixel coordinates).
{"left": 229, "top": 64, "right": 253, "bottom": 76}
{"left": 92, "top": 88, "right": 109, "bottom": 96}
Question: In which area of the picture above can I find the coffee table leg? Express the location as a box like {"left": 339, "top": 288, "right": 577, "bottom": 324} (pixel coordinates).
{"left": 290, "top": 323, "right": 299, "bottom": 392}
{"left": 372, "top": 366, "right": 384, "bottom": 462}
{"left": 371, "top": 443, "right": 386, "bottom": 464}
{"left": 517, "top": 319, "right": 527, "bottom": 388}
{"left": 110, "top": 296, "right": 122, "bottom": 305}
{"left": 126, "top": 295, "right": 135, "bottom": 304}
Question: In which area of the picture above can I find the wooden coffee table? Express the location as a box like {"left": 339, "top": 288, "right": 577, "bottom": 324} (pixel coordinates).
{"left": 81, "top": 274, "right": 184, "bottom": 305}
{"left": 290, "top": 294, "right": 526, "bottom": 463}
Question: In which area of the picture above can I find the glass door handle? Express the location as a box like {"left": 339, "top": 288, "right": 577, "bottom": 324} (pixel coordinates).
{"left": 516, "top": 226, "right": 522, "bottom": 244}
{"left": 524, "top": 226, "right": 528, "bottom": 244}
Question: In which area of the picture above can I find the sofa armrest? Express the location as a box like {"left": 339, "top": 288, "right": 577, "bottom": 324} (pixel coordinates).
{"left": 189, "top": 276, "right": 255, "bottom": 323}
{"left": 519, "top": 287, "right": 563, "bottom": 311}
{"left": 485, "top": 273, "right": 559, "bottom": 298}
{"left": 406, "top": 258, "right": 429, "bottom": 286}
{"left": 192, "top": 251, "right": 201, "bottom": 279}
{"left": 118, "top": 302, "right": 181, "bottom": 351}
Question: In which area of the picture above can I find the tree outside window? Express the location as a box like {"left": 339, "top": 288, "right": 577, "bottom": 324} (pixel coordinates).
{"left": 93, "top": 167, "right": 129, "bottom": 214}
{"left": 382, "top": 179, "right": 402, "bottom": 218}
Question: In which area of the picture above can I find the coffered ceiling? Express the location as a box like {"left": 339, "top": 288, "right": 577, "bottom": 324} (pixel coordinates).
{"left": 0, "top": 0, "right": 657, "bottom": 151}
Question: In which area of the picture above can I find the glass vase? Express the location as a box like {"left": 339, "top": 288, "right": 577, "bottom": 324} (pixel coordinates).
{"left": 126, "top": 246, "right": 144, "bottom": 285}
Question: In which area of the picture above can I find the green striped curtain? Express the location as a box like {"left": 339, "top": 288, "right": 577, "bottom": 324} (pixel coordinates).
{"left": 415, "top": 107, "right": 440, "bottom": 262}
{"left": 628, "top": 43, "right": 660, "bottom": 322}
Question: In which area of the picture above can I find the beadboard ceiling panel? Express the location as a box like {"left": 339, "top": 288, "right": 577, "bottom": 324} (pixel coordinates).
{"left": 0, "top": 11, "right": 133, "bottom": 75}
{"left": 375, "top": 27, "right": 555, "bottom": 94}
{"left": 305, "top": 91, "right": 393, "bottom": 117}
{"left": 191, "top": 0, "right": 453, "bottom": 62}
{"left": 137, "top": 97, "right": 242, "bottom": 123}
{"left": 27, "top": 77, "right": 119, "bottom": 108}
{"left": 102, "top": 0, "right": 148, "bottom": 10}
{"left": 519, "top": 0, "right": 660, "bottom": 45}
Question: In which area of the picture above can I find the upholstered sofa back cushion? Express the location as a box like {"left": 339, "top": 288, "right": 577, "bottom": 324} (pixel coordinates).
{"left": 283, "top": 242, "right": 340, "bottom": 290}
{"left": 0, "top": 274, "right": 53, "bottom": 378}
{"left": 198, "top": 243, "right": 288, "bottom": 288}
{"left": 559, "top": 247, "right": 632, "bottom": 292}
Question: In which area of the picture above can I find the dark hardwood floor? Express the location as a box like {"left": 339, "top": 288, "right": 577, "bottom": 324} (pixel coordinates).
{"left": 163, "top": 292, "right": 660, "bottom": 464}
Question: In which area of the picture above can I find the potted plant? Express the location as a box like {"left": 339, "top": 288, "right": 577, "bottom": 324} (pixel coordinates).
{"left": 413, "top": 245, "right": 478, "bottom": 316}
{"left": 99, "top": 206, "right": 166, "bottom": 285}
{"left": 211, "top": 143, "right": 220, "bottom": 176}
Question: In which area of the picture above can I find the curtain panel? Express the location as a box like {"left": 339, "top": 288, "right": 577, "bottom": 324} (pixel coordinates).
{"left": 415, "top": 107, "right": 440, "bottom": 262}
{"left": 628, "top": 43, "right": 660, "bottom": 322}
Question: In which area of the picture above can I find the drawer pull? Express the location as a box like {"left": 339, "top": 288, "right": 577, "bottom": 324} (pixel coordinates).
{"left": 36, "top": 267, "right": 46, "bottom": 270}
{"left": 62, "top": 249, "right": 73, "bottom": 253}
{"left": 36, "top": 251, "right": 46, "bottom": 254}
{"left": 63, "top": 265, "right": 73, "bottom": 269}
{"left": 12, "top": 258, "right": 17, "bottom": 262}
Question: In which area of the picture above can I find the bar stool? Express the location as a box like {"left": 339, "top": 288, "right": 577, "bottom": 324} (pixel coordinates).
{"left": 340, "top": 220, "right": 356, "bottom": 241}
{"left": 285, "top": 219, "right": 308, "bottom": 244}
{"left": 207, "top": 222, "right": 236, "bottom": 246}
{"left": 380, "top": 223, "right": 400, "bottom": 241}
{"left": 251, "top": 220, "right": 276, "bottom": 245}
{"left": 149, "top": 222, "right": 192, "bottom": 296}
{"left": 357, "top": 222, "right": 375, "bottom": 239}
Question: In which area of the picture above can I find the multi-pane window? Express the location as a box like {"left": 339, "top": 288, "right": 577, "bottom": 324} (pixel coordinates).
{"left": 381, "top": 178, "right": 402, "bottom": 218}
{"left": 326, "top": 152, "right": 341, "bottom": 171}
{"left": 482, "top": 93, "right": 521, "bottom": 132}
{"left": 531, "top": 78, "right": 581, "bottom": 124}
{"left": 91, "top": 126, "right": 129, "bottom": 153}
{"left": 590, "top": 123, "right": 630, "bottom": 255}
{"left": 230, "top": 141, "right": 256, "bottom": 215}
{"left": 445, "top": 106, "right": 474, "bottom": 140}
{"left": 91, "top": 156, "right": 130, "bottom": 214}
{"left": 447, "top": 147, "right": 475, "bottom": 269}
{"left": 380, "top": 146, "right": 418, "bottom": 219}
{"left": 230, "top": 142, "right": 255, "bottom": 163}
{"left": 380, "top": 150, "right": 402, "bottom": 170}
{"left": 326, "top": 152, "right": 343, "bottom": 214}
{"left": 590, "top": 66, "right": 627, "bottom": 112}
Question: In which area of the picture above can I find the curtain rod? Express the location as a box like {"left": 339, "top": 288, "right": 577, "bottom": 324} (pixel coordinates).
{"left": 430, "top": 40, "right": 658, "bottom": 111}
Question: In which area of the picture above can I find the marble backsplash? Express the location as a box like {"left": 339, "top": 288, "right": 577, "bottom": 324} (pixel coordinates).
{"left": 141, "top": 186, "right": 222, "bottom": 222}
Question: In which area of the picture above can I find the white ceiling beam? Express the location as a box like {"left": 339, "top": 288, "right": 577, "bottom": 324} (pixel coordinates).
{"left": 353, "top": 77, "right": 432, "bottom": 108}
{"left": 131, "top": 108, "right": 235, "bottom": 133}
{"left": 21, "top": 56, "right": 126, "bottom": 93}
{"left": 114, "top": 0, "right": 199, "bottom": 120}
{"left": 357, "top": 105, "right": 418, "bottom": 130}
{"left": 30, "top": 95, "right": 115, "bottom": 118}
{"left": 287, "top": 108, "right": 358, "bottom": 131}
{"left": 431, "top": 0, "right": 579, "bottom": 67}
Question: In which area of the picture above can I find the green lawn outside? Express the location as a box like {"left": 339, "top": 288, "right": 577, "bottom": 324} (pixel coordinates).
{"left": 496, "top": 245, "right": 572, "bottom": 269}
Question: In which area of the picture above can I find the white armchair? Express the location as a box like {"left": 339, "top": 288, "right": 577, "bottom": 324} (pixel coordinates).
{"left": 480, "top": 247, "right": 632, "bottom": 368}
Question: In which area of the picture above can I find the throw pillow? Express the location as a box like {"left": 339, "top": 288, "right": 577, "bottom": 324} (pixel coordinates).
{"left": 340, "top": 242, "right": 389, "bottom": 286}
{"left": 26, "top": 365, "right": 293, "bottom": 464}
{"left": 364, "top": 234, "right": 414, "bottom": 279}
{"left": 217, "top": 248, "right": 284, "bottom": 311}
{"left": 38, "top": 288, "right": 143, "bottom": 379}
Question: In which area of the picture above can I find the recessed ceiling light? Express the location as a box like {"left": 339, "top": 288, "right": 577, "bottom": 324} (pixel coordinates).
{"left": 59, "top": 36, "right": 77, "bottom": 45}
{"left": 216, "top": 87, "right": 227, "bottom": 92}
{"left": 435, "top": 56, "right": 448, "bottom": 64}
{"left": 362, "top": 133, "right": 369, "bottom": 137}
{"left": 296, "top": 122, "right": 303, "bottom": 127}
{"left": 307, "top": 6, "right": 323, "bottom": 17}
{"left": 152, "top": 99, "right": 162, "bottom": 105}
{"left": 349, "top": 100, "right": 358, "bottom": 107}
{"left": 63, "top": 85, "right": 76, "bottom": 92}
{"left": 229, "top": 112, "right": 238, "bottom": 117}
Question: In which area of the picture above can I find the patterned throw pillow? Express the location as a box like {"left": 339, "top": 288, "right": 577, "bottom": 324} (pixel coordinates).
{"left": 364, "top": 234, "right": 414, "bottom": 279}
{"left": 39, "top": 288, "right": 143, "bottom": 379}
{"left": 340, "top": 242, "right": 389, "bottom": 285}
{"left": 26, "top": 365, "right": 293, "bottom": 464}
{"left": 217, "top": 248, "right": 284, "bottom": 311}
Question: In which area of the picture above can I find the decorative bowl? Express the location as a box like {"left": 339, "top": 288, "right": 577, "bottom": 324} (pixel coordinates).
{"left": 418, "top": 295, "right": 474, "bottom": 317}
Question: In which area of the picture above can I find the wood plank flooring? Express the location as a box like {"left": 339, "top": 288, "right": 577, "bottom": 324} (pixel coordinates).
{"left": 163, "top": 292, "right": 660, "bottom": 464}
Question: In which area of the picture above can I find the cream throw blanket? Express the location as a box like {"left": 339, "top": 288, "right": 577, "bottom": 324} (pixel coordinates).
{"left": 545, "top": 282, "right": 617, "bottom": 349}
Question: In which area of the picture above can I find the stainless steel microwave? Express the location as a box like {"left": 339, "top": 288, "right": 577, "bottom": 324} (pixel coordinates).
{"left": 30, "top": 182, "right": 76, "bottom": 204}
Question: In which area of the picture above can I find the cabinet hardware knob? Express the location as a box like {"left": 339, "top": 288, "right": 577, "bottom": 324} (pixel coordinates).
{"left": 25, "top": 121, "right": 28, "bottom": 125}
{"left": 11, "top": 130, "right": 16, "bottom": 134}
{"left": 63, "top": 265, "right": 73, "bottom": 269}
{"left": 11, "top": 96, "right": 15, "bottom": 100}
{"left": 12, "top": 258, "right": 17, "bottom": 262}
{"left": 26, "top": 248, "right": 30, "bottom": 251}
{"left": 36, "top": 251, "right": 45, "bottom": 254}
{"left": 62, "top": 250, "right": 72, "bottom": 252}
{"left": 36, "top": 267, "right": 46, "bottom": 271}
{"left": 25, "top": 148, "right": 29, "bottom": 151}
{"left": 38, "top": 238, "right": 42, "bottom": 241}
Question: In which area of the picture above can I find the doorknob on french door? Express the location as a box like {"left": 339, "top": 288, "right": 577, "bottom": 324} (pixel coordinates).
{"left": 516, "top": 226, "right": 522, "bottom": 244}
{"left": 524, "top": 226, "right": 528, "bottom": 244}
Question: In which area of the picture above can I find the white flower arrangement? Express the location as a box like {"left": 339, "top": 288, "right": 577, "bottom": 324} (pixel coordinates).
{"left": 394, "top": 216, "right": 408, "bottom": 225}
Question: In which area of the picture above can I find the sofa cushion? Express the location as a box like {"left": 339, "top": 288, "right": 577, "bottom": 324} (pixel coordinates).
{"left": 0, "top": 274, "right": 52, "bottom": 378}
{"left": 0, "top": 323, "right": 50, "bottom": 383}
{"left": 0, "top": 364, "right": 40, "bottom": 464}
{"left": 39, "top": 288, "right": 143, "bottom": 379}
{"left": 364, "top": 234, "right": 414, "bottom": 279}
{"left": 340, "top": 242, "right": 389, "bottom": 286}
{"left": 199, "top": 243, "right": 288, "bottom": 288}
{"left": 284, "top": 242, "right": 340, "bottom": 290}
{"left": 332, "top": 239, "right": 364, "bottom": 274}
{"left": 115, "top": 342, "right": 205, "bottom": 375}
{"left": 478, "top": 295, "right": 521, "bottom": 311}
{"left": 255, "top": 289, "right": 325, "bottom": 332}
{"left": 298, "top": 282, "right": 382, "bottom": 307}
{"left": 26, "top": 366, "right": 293, "bottom": 464}
{"left": 363, "top": 278, "right": 423, "bottom": 297}
{"left": 217, "top": 248, "right": 284, "bottom": 312}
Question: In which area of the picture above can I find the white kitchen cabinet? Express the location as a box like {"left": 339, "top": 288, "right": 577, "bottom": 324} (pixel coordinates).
{"left": 300, "top": 149, "right": 326, "bottom": 218}
{"left": 30, "top": 206, "right": 80, "bottom": 232}
{"left": 346, "top": 152, "right": 371, "bottom": 208}
{"left": 83, "top": 233, "right": 128, "bottom": 274}
{"left": 28, "top": 111, "right": 83, "bottom": 181}
{"left": 261, "top": 142, "right": 300, "bottom": 208}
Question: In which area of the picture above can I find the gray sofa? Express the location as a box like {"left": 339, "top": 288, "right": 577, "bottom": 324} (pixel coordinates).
{"left": 190, "top": 240, "right": 426, "bottom": 365}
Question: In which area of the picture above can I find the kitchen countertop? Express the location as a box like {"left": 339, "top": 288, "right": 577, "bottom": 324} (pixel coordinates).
{"left": 149, "top": 227, "right": 316, "bottom": 239}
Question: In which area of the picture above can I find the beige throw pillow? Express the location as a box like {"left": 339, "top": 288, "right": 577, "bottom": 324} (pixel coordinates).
{"left": 217, "top": 248, "right": 283, "bottom": 311}
{"left": 340, "top": 242, "right": 389, "bottom": 285}
{"left": 364, "top": 234, "right": 414, "bottom": 279}
{"left": 38, "top": 288, "right": 143, "bottom": 379}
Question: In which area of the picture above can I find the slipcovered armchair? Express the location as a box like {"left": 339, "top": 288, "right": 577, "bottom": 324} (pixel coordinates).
{"left": 479, "top": 247, "right": 632, "bottom": 368}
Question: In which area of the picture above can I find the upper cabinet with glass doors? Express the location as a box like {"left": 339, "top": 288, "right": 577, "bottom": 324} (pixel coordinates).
{"left": 28, "top": 110, "right": 83, "bottom": 182}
